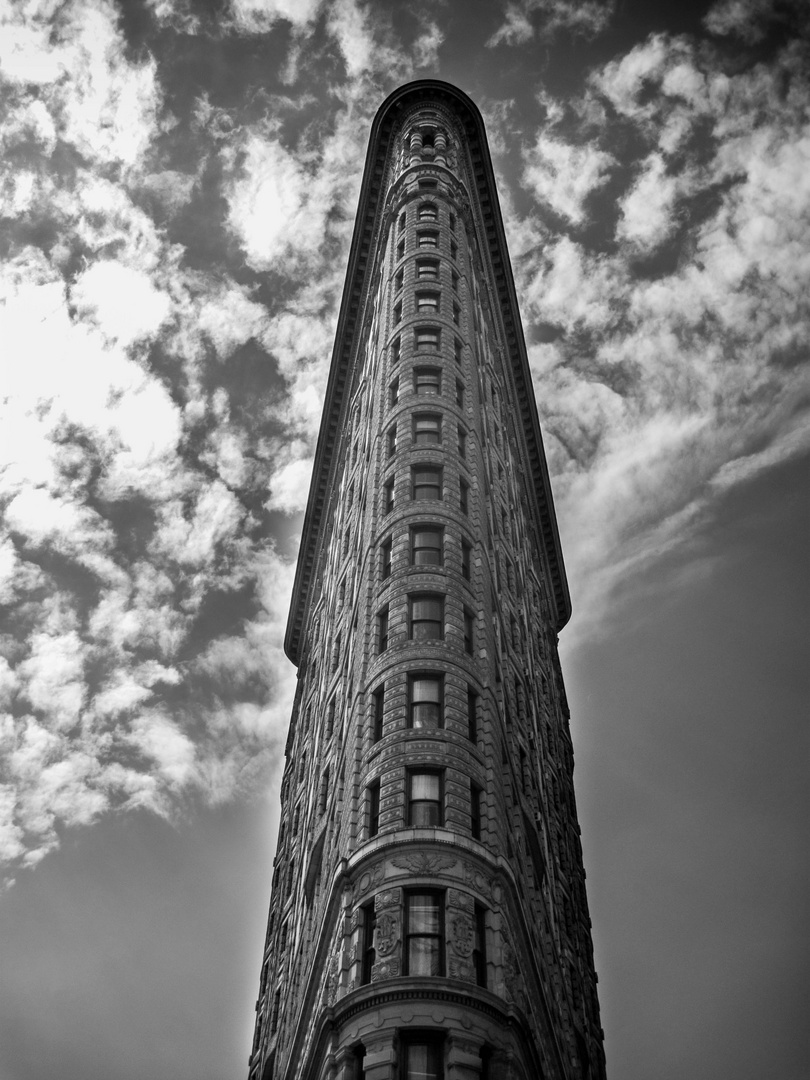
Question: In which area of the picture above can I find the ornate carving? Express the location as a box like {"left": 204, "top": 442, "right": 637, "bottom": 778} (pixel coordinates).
{"left": 462, "top": 860, "right": 500, "bottom": 902}
{"left": 448, "top": 888, "right": 474, "bottom": 912}
{"left": 375, "top": 887, "right": 401, "bottom": 910}
{"left": 391, "top": 852, "right": 457, "bottom": 875}
{"left": 448, "top": 955, "right": 473, "bottom": 982}
{"left": 371, "top": 958, "right": 400, "bottom": 981}
{"left": 375, "top": 911, "right": 399, "bottom": 956}
{"left": 352, "top": 860, "right": 384, "bottom": 901}
{"left": 449, "top": 913, "right": 474, "bottom": 957}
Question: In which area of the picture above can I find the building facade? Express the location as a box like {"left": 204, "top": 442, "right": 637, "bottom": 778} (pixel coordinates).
{"left": 249, "top": 81, "right": 606, "bottom": 1080}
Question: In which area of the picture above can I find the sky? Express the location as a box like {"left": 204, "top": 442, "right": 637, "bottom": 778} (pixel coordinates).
{"left": 0, "top": 0, "right": 808, "bottom": 1077}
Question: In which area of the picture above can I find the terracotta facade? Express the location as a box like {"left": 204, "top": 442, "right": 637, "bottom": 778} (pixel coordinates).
{"left": 248, "top": 81, "right": 606, "bottom": 1080}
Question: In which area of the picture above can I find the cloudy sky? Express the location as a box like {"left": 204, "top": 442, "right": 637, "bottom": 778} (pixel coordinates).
{"left": 0, "top": 0, "right": 808, "bottom": 1077}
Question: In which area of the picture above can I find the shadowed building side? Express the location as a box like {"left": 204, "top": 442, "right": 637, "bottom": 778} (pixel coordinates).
{"left": 248, "top": 80, "right": 606, "bottom": 1080}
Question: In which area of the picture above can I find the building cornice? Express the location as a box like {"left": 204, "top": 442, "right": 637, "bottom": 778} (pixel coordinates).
{"left": 285, "top": 80, "right": 571, "bottom": 664}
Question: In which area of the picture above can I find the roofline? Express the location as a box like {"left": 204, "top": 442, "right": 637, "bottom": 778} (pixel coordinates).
{"left": 284, "top": 80, "right": 571, "bottom": 664}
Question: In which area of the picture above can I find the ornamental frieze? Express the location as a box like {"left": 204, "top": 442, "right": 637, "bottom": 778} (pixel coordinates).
{"left": 391, "top": 851, "right": 457, "bottom": 876}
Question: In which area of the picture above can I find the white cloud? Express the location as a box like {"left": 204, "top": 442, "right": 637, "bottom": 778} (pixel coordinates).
{"left": 229, "top": 0, "right": 322, "bottom": 32}
{"left": 487, "top": 0, "right": 614, "bottom": 46}
{"left": 617, "top": 153, "right": 682, "bottom": 249}
{"left": 265, "top": 456, "right": 314, "bottom": 514}
{"left": 522, "top": 133, "right": 614, "bottom": 224}
{"left": 71, "top": 261, "right": 172, "bottom": 346}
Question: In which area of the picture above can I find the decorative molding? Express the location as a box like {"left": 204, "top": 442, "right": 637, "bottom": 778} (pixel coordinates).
{"left": 391, "top": 851, "right": 457, "bottom": 875}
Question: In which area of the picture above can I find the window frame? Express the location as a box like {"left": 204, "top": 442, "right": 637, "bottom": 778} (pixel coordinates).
{"left": 414, "top": 326, "right": 440, "bottom": 352}
{"left": 408, "top": 672, "right": 444, "bottom": 730}
{"left": 373, "top": 685, "right": 385, "bottom": 742}
{"left": 410, "top": 524, "right": 444, "bottom": 567}
{"left": 380, "top": 536, "right": 392, "bottom": 580}
{"left": 404, "top": 889, "right": 445, "bottom": 974}
{"left": 417, "top": 201, "right": 438, "bottom": 222}
{"left": 411, "top": 465, "right": 443, "bottom": 502}
{"left": 409, "top": 593, "right": 445, "bottom": 641}
{"left": 416, "top": 289, "right": 440, "bottom": 315}
{"left": 378, "top": 605, "right": 389, "bottom": 652}
{"left": 417, "top": 229, "right": 439, "bottom": 249}
{"left": 463, "top": 607, "right": 474, "bottom": 654}
{"left": 383, "top": 477, "right": 395, "bottom": 514}
{"left": 412, "top": 412, "right": 442, "bottom": 447}
{"left": 416, "top": 257, "right": 439, "bottom": 281}
{"left": 367, "top": 779, "right": 381, "bottom": 838}
{"left": 413, "top": 366, "right": 442, "bottom": 396}
{"left": 400, "top": 1034, "right": 444, "bottom": 1080}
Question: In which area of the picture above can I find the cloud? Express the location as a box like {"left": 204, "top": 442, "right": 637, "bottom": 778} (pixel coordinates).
{"left": 522, "top": 133, "right": 615, "bottom": 224}
{"left": 487, "top": 0, "right": 614, "bottom": 47}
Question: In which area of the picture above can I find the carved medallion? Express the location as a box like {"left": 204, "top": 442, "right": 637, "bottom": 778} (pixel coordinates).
{"left": 375, "top": 911, "right": 399, "bottom": 956}
{"left": 449, "top": 913, "right": 474, "bottom": 957}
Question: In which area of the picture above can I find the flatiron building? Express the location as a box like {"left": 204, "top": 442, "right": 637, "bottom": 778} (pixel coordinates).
{"left": 249, "top": 80, "right": 606, "bottom": 1080}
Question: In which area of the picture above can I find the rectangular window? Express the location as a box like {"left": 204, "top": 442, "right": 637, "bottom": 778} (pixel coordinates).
{"left": 454, "top": 337, "right": 462, "bottom": 364}
{"left": 412, "top": 465, "right": 442, "bottom": 501}
{"left": 467, "top": 687, "right": 478, "bottom": 741}
{"left": 399, "top": 211, "right": 406, "bottom": 232}
{"left": 459, "top": 478, "right": 469, "bottom": 514}
{"left": 457, "top": 425, "right": 467, "bottom": 458}
{"left": 417, "top": 230, "right": 439, "bottom": 248}
{"left": 449, "top": 211, "right": 456, "bottom": 232}
{"left": 381, "top": 537, "right": 392, "bottom": 579}
{"left": 387, "top": 424, "right": 397, "bottom": 458}
{"left": 367, "top": 780, "right": 380, "bottom": 838}
{"left": 414, "top": 366, "right": 441, "bottom": 396}
{"left": 395, "top": 267, "right": 404, "bottom": 291}
{"left": 470, "top": 780, "right": 482, "bottom": 840}
{"left": 409, "top": 594, "right": 444, "bottom": 641}
{"left": 389, "top": 376, "right": 399, "bottom": 407}
{"left": 409, "top": 673, "right": 443, "bottom": 729}
{"left": 451, "top": 271, "right": 459, "bottom": 293}
{"left": 463, "top": 608, "right": 474, "bottom": 654}
{"left": 455, "top": 379, "right": 464, "bottom": 408}
{"left": 402, "top": 1036, "right": 444, "bottom": 1080}
{"left": 327, "top": 698, "right": 336, "bottom": 738}
{"left": 405, "top": 890, "right": 444, "bottom": 973}
{"left": 416, "top": 290, "right": 440, "bottom": 314}
{"left": 383, "top": 477, "right": 394, "bottom": 513}
{"left": 361, "top": 902, "right": 376, "bottom": 984}
{"left": 393, "top": 301, "right": 402, "bottom": 325}
{"left": 319, "top": 767, "right": 329, "bottom": 816}
{"left": 450, "top": 240, "right": 458, "bottom": 261}
{"left": 378, "top": 606, "right": 389, "bottom": 652}
{"left": 415, "top": 326, "right": 440, "bottom": 351}
{"left": 373, "top": 685, "right": 385, "bottom": 742}
{"left": 392, "top": 336, "right": 401, "bottom": 363}
{"left": 453, "top": 302, "right": 460, "bottom": 325}
{"left": 397, "top": 238, "right": 405, "bottom": 259}
{"left": 416, "top": 258, "right": 439, "bottom": 280}
{"left": 413, "top": 413, "right": 442, "bottom": 446}
{"left": 461, "top": 539, "right": 471, "bottom": 580}
{"left": 411, "top": 525, "right": 443, "bottom": 566}
{"left": 418, "top": 202, "right": 438, "bottom": 221}
{"left": 473, "top": 904, "right": 486, "bottom": 986}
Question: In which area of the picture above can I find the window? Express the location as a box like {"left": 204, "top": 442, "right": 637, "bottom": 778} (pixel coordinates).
{"left": 473, "top": 905, "right": 486, "bottom": 986}
{"left": 451, "top": 271, "right": 459, "bottom": 293}
{"left": 414, "top": 366, "right": 441, "bottom": 396}
{"left": 416, "top": 258, "right": 439, "bottom": 280}
{"left": 411, "top": 525, "right": 443, "bottom": 566}
{"left": 319, "top": 767, "right": 329, "bottom": 816}
{"left": 378, "top": 606, "right": 389, "bottom": 652}
{"left": 454, "top": 337, "right": 462, "bottom": 364}
{"left": 449, "top": 211, "right": 456, "bottom": 232}
{"left": 393, "top": 301, "right": 402, "bottom": 325}
{"left": 412, "top": 465, "right": 442, "bottom": 501}
{"left": 405, "top": 890, "right": 444, "bottom": 972}
{"left": 395, "top": 268, "right": 404, "bottom": 292}
{"left": 383, "top": 477, "right": 394, "bottom": 513}
{"left": 413, "top": 413, "right": 442, "bottom": 446}
{"left": 409, "top": 673, "right": 443, "bottom": 729}
{"left": 397, "top": 238, "right": 405, "bottom": 259}
{"left": 415, "top": 326, "right": 440, "bottom": 351}
{"left": 452, "top": 302, "right": 460, "bottom": 325}
{"left": 419, "top": 177, "right": 437, "bottom": 190}
{"left": 392, "top": 336, "right": 401, "bottom": 363}
{"left": 461, "top": 539, "right": 471, "bottom": 580}
{"left": 402, "top": 1036, "right": 444, "bottom": 1080}
{"left": 455, "top": 379, "right": 464, "bottom": 408}
{"left": 373, "top": 685, "right": 385, "bottom": 742}
{"left": 333, "top": 631, "right": 341, "bottom": 671}
{"left": 387, "top": 424, "right": 397, "bottom": 458}
{"left": 450, "top": 240, "right": 458, "bottom": 261}
{"left": 463, "top": 608, "right": 474, "bottom": 654}
{"left": 367, "top": 780, "right": 380, "bottom": 838}
{"left": 417, "top": 229, "right": 439, "bottom": 248}
{"left": 389, "top": 376, "right": 399, "bottom": 406}
{"left": 470, "top": 780, "right": 483, "bottom": 840}
{"left": 418, "top": 202, "right": 438, "bottom": 221}
{"left": 399, "top": 211, "right": 406, "bottom": 232}
{"left": 381, "top": 537, "right": 392, "bottom": 579}
{"left": 416, "top": 290, "right": 440, "bottom": 314}
{"left": 409, "top": 594, "right": 444, "bottom": 640}
{"left": 457, "top": 425, "right": 467, "bottom": 458}
{"left": 459, "top": 478, "right": 469, "bottom": 514}
{"left": 352, "top": 1045, "right": 366, "bottom": 1080}
{"left": 467, "top": 687, "right": 478, "bottom": 741}
{"left": 361, "top": 902, "right": 376, "bottom": 984}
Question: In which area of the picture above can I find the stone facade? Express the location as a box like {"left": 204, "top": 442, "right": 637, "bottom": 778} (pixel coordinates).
{"left": 248, "top": 81, "right": 606, "bottom": 1080}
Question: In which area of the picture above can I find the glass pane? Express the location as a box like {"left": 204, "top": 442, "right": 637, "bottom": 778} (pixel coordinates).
{"left": 411, "top": 774, "right": 440, "bottom": 801}
{"left": 408, "top": 938, "right": 441, "bottom": 977}
{"left": 412, "top": 702, "right": 440, "bottom": 728}
{"left": 408, "top": 894, "right": 440, "bottom": 930}
{"left": 406, "top": 1042, "right": 440, "bottom": 1080}
{"left": 413, "top": 598, "right": 441, "bottom": 621}
{"left": 412, "top": 677, "right": 440, "bottom": 703}
{"left": 411, "top": 801, "right": 441, "bottom": 827}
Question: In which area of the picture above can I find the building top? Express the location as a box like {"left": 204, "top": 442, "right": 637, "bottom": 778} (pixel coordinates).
{"left": 284, "top": 79, "right": 571, "bottom": 664}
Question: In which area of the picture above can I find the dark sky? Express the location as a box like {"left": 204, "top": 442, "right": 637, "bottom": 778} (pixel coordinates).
{"left": 0, "top": 0, "right": 808, "bottom": 1078}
